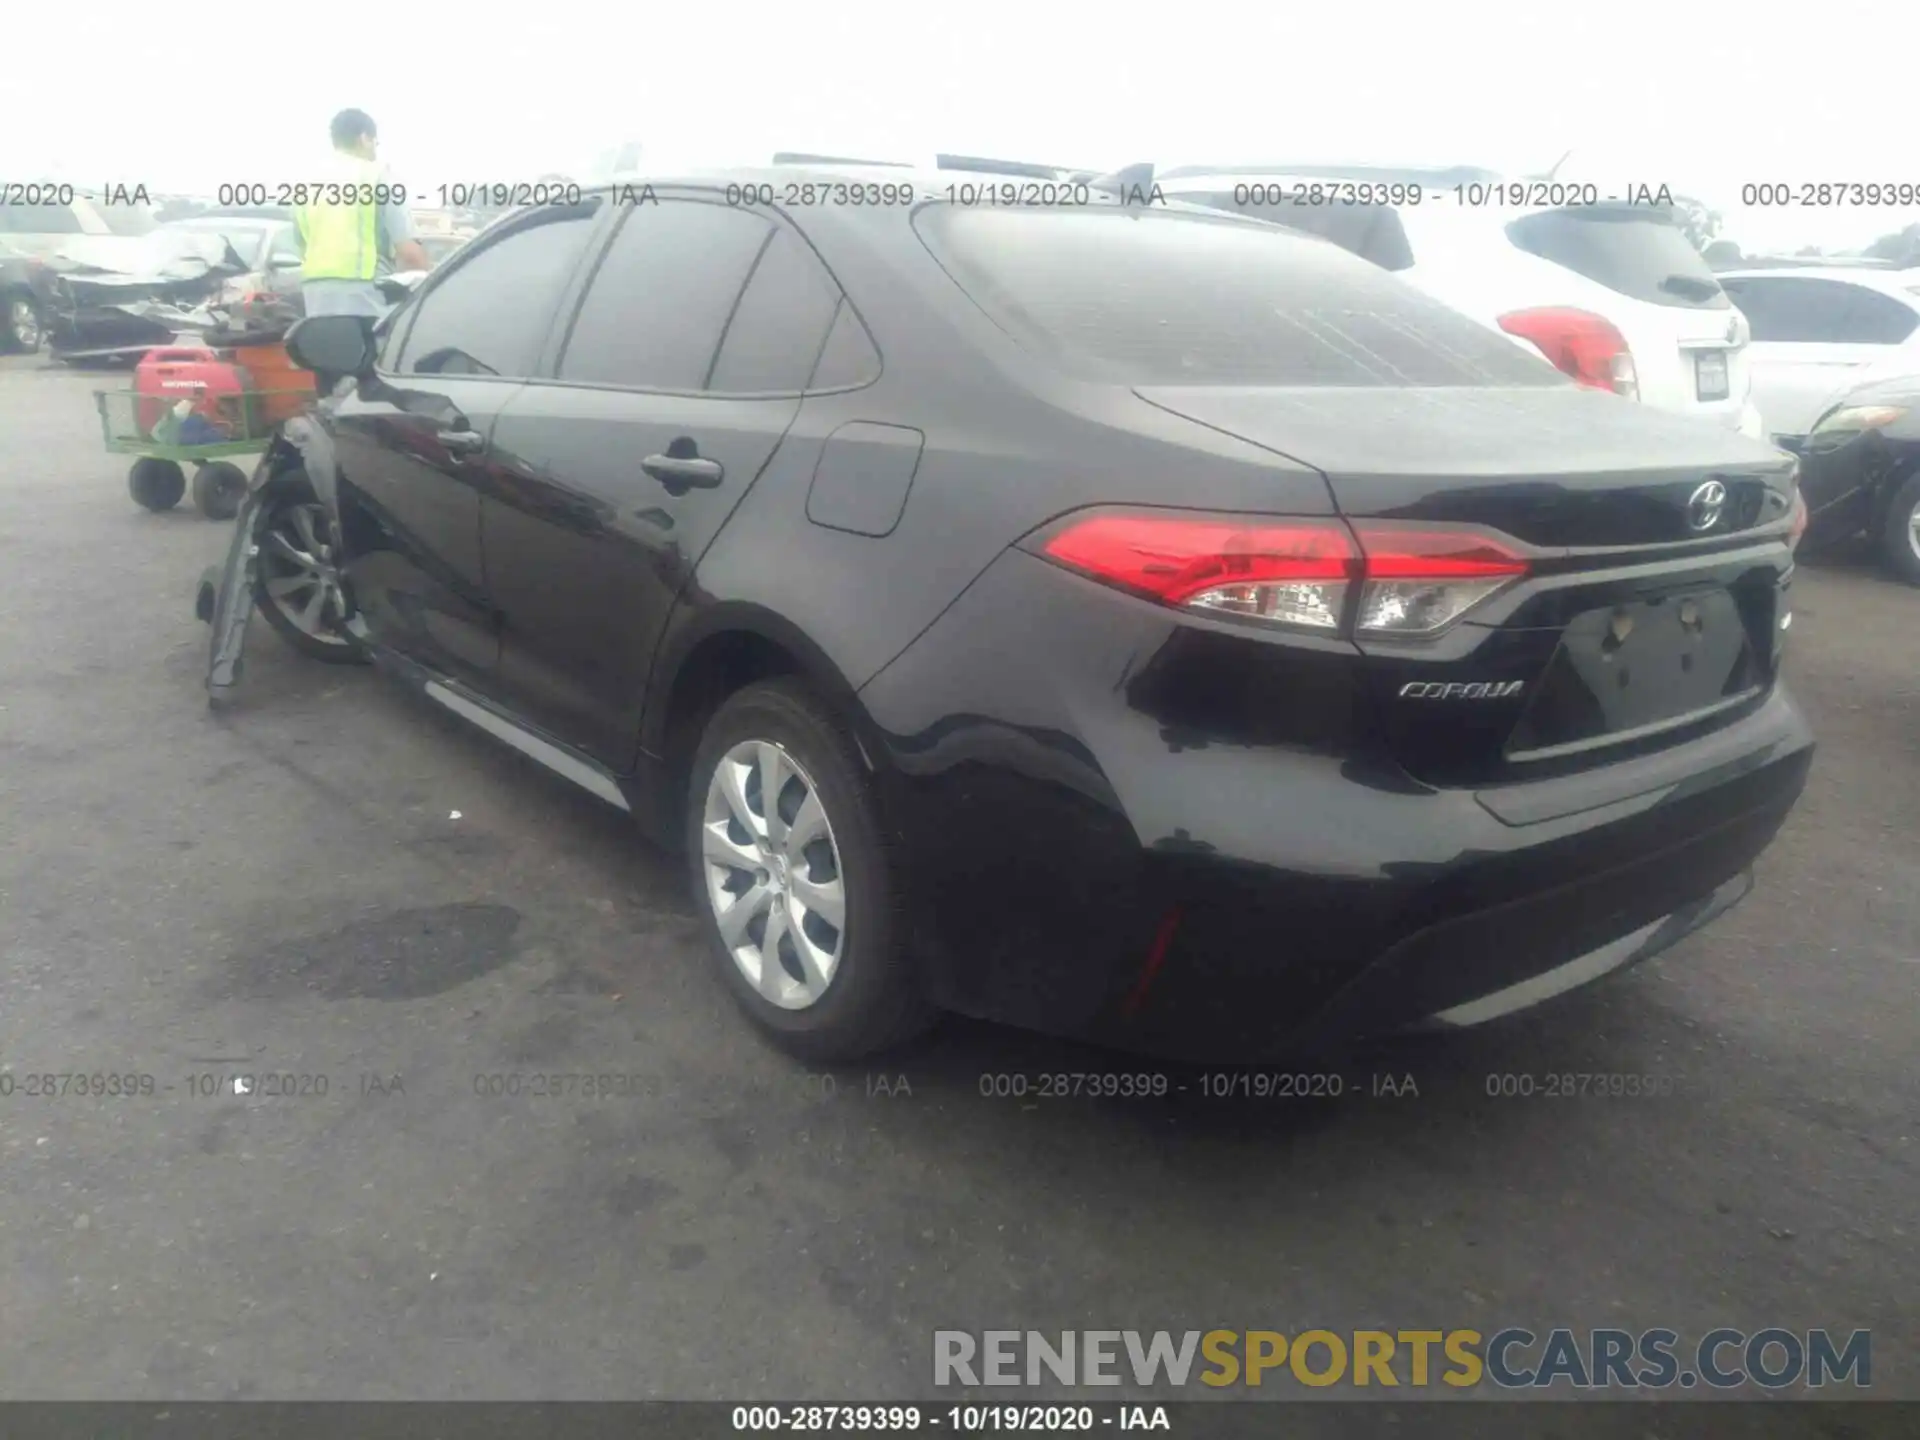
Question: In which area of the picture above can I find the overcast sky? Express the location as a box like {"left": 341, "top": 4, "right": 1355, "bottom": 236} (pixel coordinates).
{"left": 12, "top": 0, "right": 1917, "bottom": 255}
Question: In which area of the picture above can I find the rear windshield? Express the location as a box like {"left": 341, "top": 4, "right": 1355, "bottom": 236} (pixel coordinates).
{"left": 913, "top": 204, "right": 1563, "bottom": 388}
{"left": 92, "top": 202, "right": 158, "bottom": 236}
{"left": 1505, "top": 207, "right": 1729, "bottom": 310}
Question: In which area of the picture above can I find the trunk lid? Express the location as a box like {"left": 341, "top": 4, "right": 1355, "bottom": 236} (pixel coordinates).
{"left": 1134, "top": 382, "right": 1794, "bottom": 546}
{"left": 1134, "top": 382, "right": 1798, "bottom": 785}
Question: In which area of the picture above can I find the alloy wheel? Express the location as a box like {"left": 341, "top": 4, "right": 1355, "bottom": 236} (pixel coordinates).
{"left": 258, "top": 502, "right": 350, "bottom": 646}
{"left": 1908, "top": 501, "right": 1920, "bottom": 563}
{"left": 700, "top": 739, "right": 847, "bottom": 1010}
{"left": 9, "top": 298, "right": 42, "bottom": 351}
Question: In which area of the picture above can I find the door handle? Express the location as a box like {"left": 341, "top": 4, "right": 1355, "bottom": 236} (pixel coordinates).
{"left": 642, "top": 454, "right": 724, "bottom": 489}
{"left": 442, "top": 428, "right": 486, "bottom": 455}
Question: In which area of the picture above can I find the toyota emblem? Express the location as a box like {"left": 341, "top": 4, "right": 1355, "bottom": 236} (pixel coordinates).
{"left": 1687, "top": 479, "right": 1728, "bottom": 531}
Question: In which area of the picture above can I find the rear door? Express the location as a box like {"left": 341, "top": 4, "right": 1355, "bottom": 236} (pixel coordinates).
{"left": 327, "top": 199, "right": 605, "bottom": 681}
{"left": 1501, "top": 205, "right": 1748, "bottom": 427}
{"left": 1719, "top": 274, "right": 1920, "bottom": 441}
{"left": 481, "top": 196, "right": 834, "bottom": 768}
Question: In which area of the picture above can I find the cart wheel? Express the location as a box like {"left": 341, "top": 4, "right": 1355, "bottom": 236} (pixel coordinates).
{"left": 128, "top": 458, "right": 186, "bottom": 512}
{"left": 192, "top": 461, "right": 248, "bottom": 521}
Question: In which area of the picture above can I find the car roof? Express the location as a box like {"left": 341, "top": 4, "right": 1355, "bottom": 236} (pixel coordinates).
{"left": 564, "top": 165, "right": 1244, "bottom": 223}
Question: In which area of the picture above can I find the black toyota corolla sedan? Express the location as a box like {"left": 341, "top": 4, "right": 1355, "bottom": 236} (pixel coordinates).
{"left": 198, "top": 165, "right": 1815, "bottom": 1063}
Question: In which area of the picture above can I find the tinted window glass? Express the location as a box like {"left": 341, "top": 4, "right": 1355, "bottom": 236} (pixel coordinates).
{"left": 915, "top": 204, "right": 1558, "bottom": 387}
{"left": 558, "top": 201, "right": 773, "bottom": 390}
{"left": 808, "top": 301, "right": 883, "bottom": 389}
{"left": 708, "top": 227, "right": 843, "bottom": 393}
{"left": 1175, "top": 192, "right": 1415, "bottom": 271}
{"left": 1505, "top": 207, "right": 1729, "bottom": 309}
{"left": 1723, "top": 277, "right": 1917, "bottom": 344}
{"left": 394, "top": 204, "right": 599, "bottom": 377}
{"left": 1836, "top": 285, "right": 1919, "bottom": 344}
{"left": 1, "top": 203, "right": 82, "bottom": 235}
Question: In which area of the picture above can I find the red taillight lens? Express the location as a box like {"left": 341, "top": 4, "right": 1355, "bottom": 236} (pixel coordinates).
{"left": 1040, "top": 514, "right": 1359, "bottom": 630}
{"left": 1788, "top": 488, "right": 1808, "bottom": 547}
{"left": 1037, "top": 513, "right": 1530, "bottom": 637}
{"left": 1499, "top": 306, "right": 1638, "bottom": 399}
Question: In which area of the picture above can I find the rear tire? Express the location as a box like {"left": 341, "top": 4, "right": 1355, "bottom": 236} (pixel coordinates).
{"left": 1877, "top": 471, "right": 1920, "bottom": 586}
{"left": 685, "top": 679, "right": 931, "bottom": 1062}
{"left": 128, "top": 458, "right": 185, "bottom": 511}
{"left": 193, "top": 461, "right": 248, "bottom": 521}
{"left": 250, "top": 471, "right": 367, "bottom": 664}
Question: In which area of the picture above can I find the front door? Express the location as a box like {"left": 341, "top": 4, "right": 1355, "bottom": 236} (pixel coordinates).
{"left": 326, "top": 200, "right": 609, "bottom": 681}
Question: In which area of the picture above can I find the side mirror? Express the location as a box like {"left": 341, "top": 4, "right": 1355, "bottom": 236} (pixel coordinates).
{"left": 270, "top": 254, "right": 303, "bottom": 271}
{"left": 285, "top": 315, "right": 375, "bottom": 378}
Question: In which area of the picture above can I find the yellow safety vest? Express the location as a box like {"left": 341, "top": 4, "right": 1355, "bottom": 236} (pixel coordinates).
{"left": 294, "top": 152, "right": 384, "bottom": 282}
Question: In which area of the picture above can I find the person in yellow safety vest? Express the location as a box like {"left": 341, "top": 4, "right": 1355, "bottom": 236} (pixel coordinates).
{"left": 294, "top": 108, "right": 432, "bottom": 318}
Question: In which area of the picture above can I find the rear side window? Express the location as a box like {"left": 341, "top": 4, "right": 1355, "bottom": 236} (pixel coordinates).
{"left": 394, "top": 203, "right": 600, "bottom": 378}
{"left": 1173, "top": 192, "right": 1415, "bottom": 272}
{"left": 0, "top": 202, "right": 82, "bottom": 235}
{"left": 808, "top": 301, "right": 882, "bottom": 389}
{"left": 914, "top": 204, "right": 1559, "bottom": 388}
{"left": 708, "top": 225, "right": 844, "bottom": 394}
{"left": 1505, "top": 207, "right": 1729, "bottom": 310}
{"left": 1723, "top": 277, "right": 1920, "bottom": 344}
{"left": 558, "top": 200, "right": 773, "bottom": 391}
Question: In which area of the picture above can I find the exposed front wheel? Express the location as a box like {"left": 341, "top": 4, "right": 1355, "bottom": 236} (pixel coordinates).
{"left": 250, "top": 474, "right": 367, "bottom": 663}
{"left": 686, "top": 679, "right": 930, "bottom": 1061}
{"left": 1878, "top": 471, "right": 1920, "bottom": 587}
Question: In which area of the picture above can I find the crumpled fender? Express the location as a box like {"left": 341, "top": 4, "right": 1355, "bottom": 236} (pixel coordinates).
{"left": 199, "top": 414, "right": 340, "bottom": 705}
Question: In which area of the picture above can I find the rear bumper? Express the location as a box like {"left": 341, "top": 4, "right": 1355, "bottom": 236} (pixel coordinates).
{"left": 860, "top": 548, "right": 1814, "bottom": 1062}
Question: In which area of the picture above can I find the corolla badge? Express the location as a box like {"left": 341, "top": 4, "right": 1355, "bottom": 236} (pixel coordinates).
{"left": 1687, "top": 479, "right": 1728, "bottom": 531}
{"left": 1399, "top": 681, "right": 1525, "bottom": 699}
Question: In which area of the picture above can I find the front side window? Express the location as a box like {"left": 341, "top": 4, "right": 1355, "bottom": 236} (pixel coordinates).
{"left": 393, "top": 203, "right": 601, "bottom": 378}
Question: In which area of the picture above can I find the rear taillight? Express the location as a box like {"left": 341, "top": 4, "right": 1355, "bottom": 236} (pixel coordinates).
{"left": 1788, "top": 488, "right": 1808, "bottom": 547}
{"left": 1499, "top": 306, "right": 1638, "bottom": 400}
{"left": 1037, "top": 513, "right": 1357, "bottom": 630}
{"left": 1037, "top": 512, "right": 1530, "bottom": 639}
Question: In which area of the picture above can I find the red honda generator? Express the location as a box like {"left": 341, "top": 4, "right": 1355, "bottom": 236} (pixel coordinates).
{"left": 134, "top": 346, "right": 260, "bottom": 438}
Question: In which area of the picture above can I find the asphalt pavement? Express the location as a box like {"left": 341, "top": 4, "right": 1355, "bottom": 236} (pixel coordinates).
{"left": 0, "top": 355, "right": 1915, "bottom": 1408}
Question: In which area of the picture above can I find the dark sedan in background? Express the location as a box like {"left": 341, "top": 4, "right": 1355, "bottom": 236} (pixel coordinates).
{"left": 203, "top": 166, "right": 1814, "bottom": 1064}
{"left": 34, "top": 213, "right": 303, "bottom": 361}
{"left": 1794, "top": 370, "right": 1920, "bottom": 584}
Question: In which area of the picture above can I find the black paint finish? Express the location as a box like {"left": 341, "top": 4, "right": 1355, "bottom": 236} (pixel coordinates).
{"left": 231, "top": 167, "right": 1815, "bottom": 1060}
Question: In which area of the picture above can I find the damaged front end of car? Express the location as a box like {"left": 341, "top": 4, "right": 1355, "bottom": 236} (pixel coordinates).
{"left": 197, "top": 411, "right": 346, "bottom": 706}
{"left": 196, "top": 298, "right": 419, "bottom": 706}
{"left": 35, "top": 232, "right": 252, "bottom": 361}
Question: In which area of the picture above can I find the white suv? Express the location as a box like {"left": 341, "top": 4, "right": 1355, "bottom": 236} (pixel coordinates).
{"left": 1715, "top": 266, "right": 1920, "bottom": 446}
{"left": 1160, "top": 168, "right": 1765, "bottom": 441}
